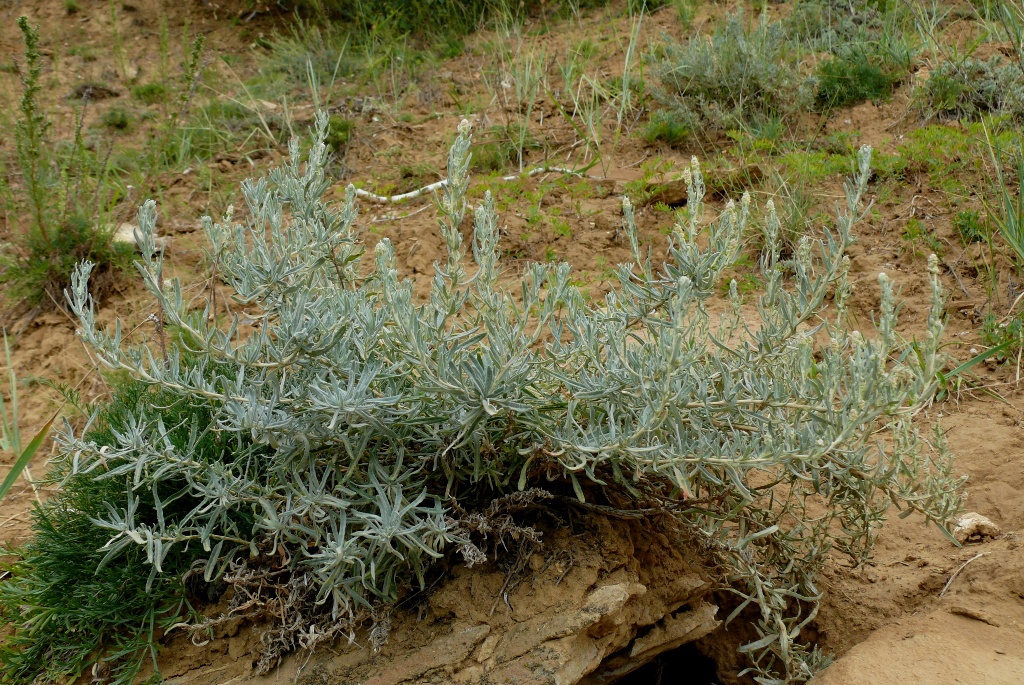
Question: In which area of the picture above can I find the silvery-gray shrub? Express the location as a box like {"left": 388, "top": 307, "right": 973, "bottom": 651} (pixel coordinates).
{"left": 66, "top": 113, "right": 963, "bottom": 682}
{"left": 653, "top": 13, "right": 814, "bottom": 135}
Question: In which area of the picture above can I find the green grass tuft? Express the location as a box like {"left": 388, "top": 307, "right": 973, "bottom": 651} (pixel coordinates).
{"left": 102, "top": 108, "right": 132, "bottom": 131}
{"left": 131, "top": 82, "right": 168, "bottom": 105}
{"left": 326, "top": 115, "right": 353, "bottom": 152}
{"left": 0, "top": 379, "right": 245, "bottom": 685}
{"left": 652, "top": 13, "right": 811, "bottom": 137}
{"left": 643, "top": 110, "right": 690, "bottom": 147}
{"left": 814, "top": 50, "right": 900, "bottom": 111}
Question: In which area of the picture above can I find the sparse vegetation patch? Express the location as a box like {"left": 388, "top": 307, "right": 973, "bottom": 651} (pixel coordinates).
{"left": 652, "top": 13, "right": 811, "bottom": 138}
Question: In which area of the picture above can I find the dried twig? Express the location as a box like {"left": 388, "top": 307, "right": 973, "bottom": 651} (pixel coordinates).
{"left": 939, "top": 552, "right": 989, "bottom": 597}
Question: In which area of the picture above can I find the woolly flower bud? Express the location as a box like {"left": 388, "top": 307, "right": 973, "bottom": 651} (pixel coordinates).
{"left": 877, "top": 272, "right": 889, "bottom": 286}
{"left": 683, "top": 169, "right": 693, "bottom": 186}
{"left": 741, "top": 192, "right": 751, "bottom": 212}
{"left": 458, "top": 118, "right": 471, "bottom": 135}
{"left": 766, "top": 199, "right": 775, "bottom": 215}
{"left": 927, "top": 253, "right": 939, "bottom": 276}
{"left": 797, "top": 236, "right": 811, "bottom": 263}
{"left": 622, "top": 196, "right": 633, "bottom": 212}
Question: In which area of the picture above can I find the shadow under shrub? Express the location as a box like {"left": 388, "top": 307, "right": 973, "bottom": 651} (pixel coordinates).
{"left": 0, "top": 114, "right": 965, "bottom": 685}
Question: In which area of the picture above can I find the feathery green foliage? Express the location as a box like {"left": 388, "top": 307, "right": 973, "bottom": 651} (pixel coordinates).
{"left": 13, "top": 17, "right": 50, "bottom": 240}
{"left": 0, "top": 382, "right": 227, "bottom": 685}
{"left": 814, "top": 44, "right": 905, "bottom": 111}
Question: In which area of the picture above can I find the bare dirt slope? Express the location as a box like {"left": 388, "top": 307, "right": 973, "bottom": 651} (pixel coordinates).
{"left": 809, "top": 406, "right": 1024, "bottom": 684}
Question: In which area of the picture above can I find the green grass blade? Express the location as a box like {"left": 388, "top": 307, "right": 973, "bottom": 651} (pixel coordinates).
{"left": 945, "top": 339, "right": 1016, "bottom": 378}
{"left": 1, "top": 333, "right": 20, "bottom": 455}
{"left": 0, "top": 416, "right": 53, "bottom": 502}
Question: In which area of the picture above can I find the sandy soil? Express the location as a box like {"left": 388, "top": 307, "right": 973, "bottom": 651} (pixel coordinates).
{"left": 1, "top": 0, "right": 1022, "bottom": 683}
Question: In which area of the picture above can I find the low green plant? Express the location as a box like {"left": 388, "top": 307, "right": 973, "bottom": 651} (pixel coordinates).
{"left": 643, "top": 110, "right": 690, "bottom": 146}
{"left": 470, "top": 124, "right": 540, "bottom": 174}
{"left": 918, "top": 56, "right": 1024, "bottom": 121}
{"left": 672, "top": 0, "right": 696, "bottom": 29}
{"left": 814, "top": 46, "right": 902, "bottom": 111}
{"left": 2, "top": 216, "right": 135, "bottom": 308}
{"left": 485, "top": 36, "right": 547, "bottom": 173}
{"left": 101, "top": 108, "right": 132, "bottom": 131}
{"left": 902, "top": 217, "right": 944, "bottom": 257}
{"left": 145, "top": 34, "right": 207, "bottom": 172}
{"left": 954, "top": 209, "right": 988, "bottom": 244}
{"left": 160, "top": 94, "right": 281, "bottom": 171}
{"left": 325, "top": 114, "right": 353, "bottom": 152}
{"left": 981, "top": 311, "right": 1024, "bottom": 362}
{"left": 0, "top": 17, "right": 135, "bottom": 308}
{"left": 623, "top": 156, "right": 676, "bottom": 205}
{"left": 933, "top": 332, "right": 1017, "bottom": 401}
{"left": 549, "top": 215, "right": 572, "bottom": 238}
{"left": 131, "top": 82, "right": 168, "bottom": 105}
{"left": 260, "top": 19, "right": 356, "bottom": 99}
{"left": 653, "top": 13, "right": 812, "bottom": 137}
{"left": 67, "top": 45, "right": 97, "bottom": 62}
{"left": 779, "top": 149, "right": 860, "bottom": 185}
{"left": 895, "top": 121, "right": 1021, "bottom": 197}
